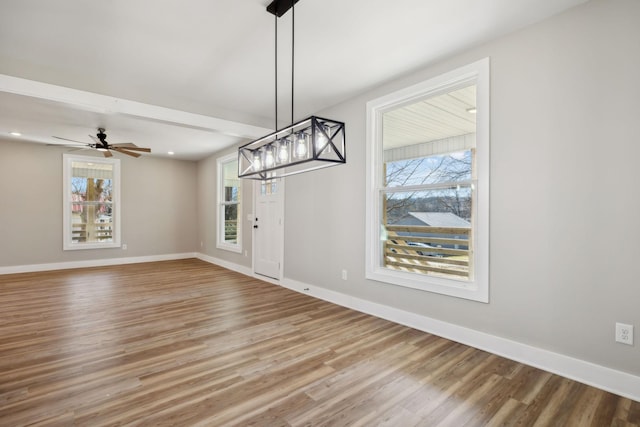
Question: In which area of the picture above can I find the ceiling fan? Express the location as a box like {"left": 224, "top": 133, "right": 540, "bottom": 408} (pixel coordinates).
{"left": 51, "top": 128, "right": 151, "bottom": 158}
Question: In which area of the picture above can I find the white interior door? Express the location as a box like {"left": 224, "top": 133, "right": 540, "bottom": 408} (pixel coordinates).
{"left": 253, "top": 180, "right": 284, "bottom": 280}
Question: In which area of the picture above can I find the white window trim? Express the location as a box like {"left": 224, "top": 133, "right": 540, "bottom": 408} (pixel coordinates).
{"left": 365, "top": 58, "right": 490, "bottom": 303}
{"left": 63, "top": 154, "right": 121, "bottom": 250}
{"left": 216, "top": 153, "right": 242, "bottom": 253}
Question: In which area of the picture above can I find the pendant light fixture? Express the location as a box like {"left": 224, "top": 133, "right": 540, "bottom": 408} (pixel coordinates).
{"left": 238, "top": 0, "right": 346, "bottom": 180}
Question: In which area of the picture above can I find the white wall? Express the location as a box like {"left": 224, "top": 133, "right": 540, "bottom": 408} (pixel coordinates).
{"left": 0, "top": 139, "right": 198, "bottom": 267}
{"left": 284, "top": 0, "right": 640, "bottom": 377}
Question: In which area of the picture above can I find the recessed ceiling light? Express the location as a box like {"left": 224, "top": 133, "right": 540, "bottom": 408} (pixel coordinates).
{"left": 9, "top": 131, "right": 22, "bottom": 136}
{"left": 167, "top": 151, "right": 175, "bottom": 155}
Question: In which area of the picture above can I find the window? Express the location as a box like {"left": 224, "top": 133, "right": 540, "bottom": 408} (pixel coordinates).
{"left": 63, "top": 154, "right": 121, "bottom": 250}
{"left": 217, "top": 153, "right": 242, "bottom": 252}
{"left": 366, "top": 58, "right": 489, "bottom": 302}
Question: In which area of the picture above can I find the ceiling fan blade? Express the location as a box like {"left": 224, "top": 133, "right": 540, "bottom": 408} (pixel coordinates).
{"left": 109, "top": 143, "right": 151, "bottom": 152}
{"left": 102, "top": 150, "right": 113, "bottom": 158}
{"left": 116, "top": 146, "right": 151, "bottom": 152}
{"left": 52, "top": 136, "right": 88, "bottom": 145}
{"left": 112, "top": 147, "right": 141, "bottom": 158}
{"left": 47, "top": 143, "right": 86, "bottom": 147}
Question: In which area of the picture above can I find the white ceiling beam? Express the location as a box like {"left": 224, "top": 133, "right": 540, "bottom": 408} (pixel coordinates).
{"left": 0, "top": 74, "right": 272, "bottom": 139}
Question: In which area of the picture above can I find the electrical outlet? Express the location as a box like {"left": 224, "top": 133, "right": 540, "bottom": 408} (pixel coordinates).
{"left": 615, "top": 323, "right": 634, "bottom": 345}
{"left": 122, "top": 243, "right": 127, "bottom": 250}
{"left": 341, "top": 269, "right": 348, "bottom": 280}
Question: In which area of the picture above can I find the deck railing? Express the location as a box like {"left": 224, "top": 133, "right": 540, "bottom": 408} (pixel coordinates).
{"left": 71, "top": 222, "right": 113, "bottom": 242}
{"left": 224, "top": 220, "right": 238, "bottom": 242}
{"left": 384, "top": 224, "right": 471, "bottom": 279}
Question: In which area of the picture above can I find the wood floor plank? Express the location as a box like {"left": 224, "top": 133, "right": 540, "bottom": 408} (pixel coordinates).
{"left": 0, "top": 259, "right": 637, "bottom": 426}
{"left": 484, "top": 398, "right": 527, "bottom": 427}
{"left": 630, "top": 400, "right": 640, "bottom": 424}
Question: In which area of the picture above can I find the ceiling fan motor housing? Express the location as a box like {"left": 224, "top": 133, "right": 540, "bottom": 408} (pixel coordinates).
{"left": 96, "top": 128, "right": 109, "bottom": 148}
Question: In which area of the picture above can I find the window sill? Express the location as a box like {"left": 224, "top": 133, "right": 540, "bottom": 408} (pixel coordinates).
{"left": 64, "top": 241, "right": 121, "bottom": 251}
{"left": 216, "top": 243, "right": 242, "bottom": 254}
{"left": 366, "top": 267, "right": 488, "bottom": 303}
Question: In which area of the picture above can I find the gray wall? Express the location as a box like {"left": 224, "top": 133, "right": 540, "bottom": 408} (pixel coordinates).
{"left": 197, "top": 146, "right": 253, "bottom": 268}
{"left": 0, "top": 139, "right": 198, "bottom": 266}
{"left": 284, "top": 0, "right": 640, "bottom": 376}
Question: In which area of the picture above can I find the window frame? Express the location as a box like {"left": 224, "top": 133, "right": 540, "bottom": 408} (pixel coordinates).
{"left": 216, "top": 153, "right": 242, "bottom": 253}
{"left": 63, "top": 153, "right": 121, "bottom": 250}
{"left": 365, "top": 58, "right": 490, "bottom": 302}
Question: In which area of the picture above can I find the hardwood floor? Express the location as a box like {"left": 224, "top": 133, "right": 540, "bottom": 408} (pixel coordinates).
{"left": 0, "top": 259, "right": 637, "bottom": 426}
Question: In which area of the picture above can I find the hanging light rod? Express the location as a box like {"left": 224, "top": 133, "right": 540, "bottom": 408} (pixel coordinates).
{"left": 239, "top": 0, "right": 346, "bottom": 180}
{"left": 266, "top": 0, "right": 300, "bottom": 17}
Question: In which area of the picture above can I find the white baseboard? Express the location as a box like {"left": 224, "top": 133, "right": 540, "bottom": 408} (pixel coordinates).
{"left": 0, "top": 252, "right": 197, "bottom": 275}
{"left": 195, "top": 253, "right": 283, "bottom": 287}
{"left": 195, "top": 253, "right": 254, "bottom": 278}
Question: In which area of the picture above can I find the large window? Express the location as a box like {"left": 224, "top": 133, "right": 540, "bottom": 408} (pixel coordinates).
{"left": 366, "top": 59, "right": 489, "bottom": 302}
{"left": 217, "top": 153, "right": 242, "bottom": 252}
{"left": 63, "top": 154, "right": 121, "bottom": 250}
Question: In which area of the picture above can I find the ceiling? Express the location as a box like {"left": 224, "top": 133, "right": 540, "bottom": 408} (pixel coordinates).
{"left": 0, "top": 0, "right": 588, "bottom": 161}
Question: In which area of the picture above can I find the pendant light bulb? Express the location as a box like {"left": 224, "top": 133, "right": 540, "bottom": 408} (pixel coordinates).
{"left": 278, "top": 139, "right": 289, "bottom": 162}
{"left": 295, "top": 132, "right": 307, "bottom": 158}
{"left": 252, "top": 152, "right": 262, "bottom": 171}
{"left": 265, "top": 145, "right": 275, "bottom": 168}
{"left": 315, "top": 125, "right": 329, "bottom": 152}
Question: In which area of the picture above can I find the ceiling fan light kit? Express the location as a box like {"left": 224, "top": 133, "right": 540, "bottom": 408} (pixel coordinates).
{"left": 238, "top": 0, "right": 346, "bottom": 180}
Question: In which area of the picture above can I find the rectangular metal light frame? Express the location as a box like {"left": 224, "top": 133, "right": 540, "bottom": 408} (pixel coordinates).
{"left": 238, "top": 116, "right": 346, "bottom": 180}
